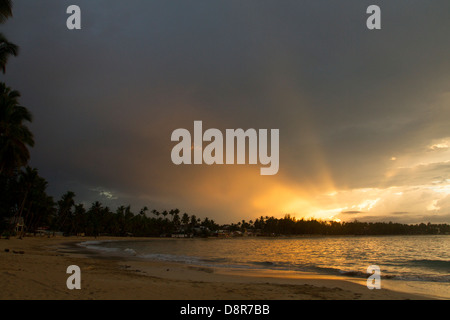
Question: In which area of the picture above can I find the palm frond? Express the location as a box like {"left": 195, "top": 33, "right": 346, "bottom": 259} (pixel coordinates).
{"left": 0, "top": 0, "right": 13, "bottom": 23}
{"left": 0, "top": 33, "right": 19, "bottom": 73}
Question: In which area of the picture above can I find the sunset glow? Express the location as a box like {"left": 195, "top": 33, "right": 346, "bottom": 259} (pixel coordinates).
{"left": 3, "top": 1, "right": 450, "bottom": 225}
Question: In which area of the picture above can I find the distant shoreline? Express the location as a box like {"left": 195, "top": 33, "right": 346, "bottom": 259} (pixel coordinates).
{"left": 63, "top": 232, "right": 450, "bottom": 243}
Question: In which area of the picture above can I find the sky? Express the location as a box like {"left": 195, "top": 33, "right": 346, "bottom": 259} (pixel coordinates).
{"left": 2, "top": 0, "right": 450, "bottom": 224}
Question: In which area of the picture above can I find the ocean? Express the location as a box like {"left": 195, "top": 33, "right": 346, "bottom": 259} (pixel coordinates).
{"left": 79, "top": 235, "right": 450, "bottom": 299}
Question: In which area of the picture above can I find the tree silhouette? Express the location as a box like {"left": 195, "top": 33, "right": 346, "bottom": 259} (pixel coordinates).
{"left": 0, "top": 0, "right": 12, "bottom": 23}
{"left": 0, "top": 83, "right": 34, "bottom": 176}
{"left": 55, "top": 191, "right": 75, "bottom": 234}
{"left": 0, "top": 0, "right": 18, "bottom": 73}
{"left": 20, "top": 168, "right": 53, "bottom": 234}
{"left": 139, "top": 206, "right": 148, "bottom": 216}
{"left": 181, "top": 212, "right": 189, "bottom": 225}
{"left": 0, "top": 33, "right": 18, "bottom": 73}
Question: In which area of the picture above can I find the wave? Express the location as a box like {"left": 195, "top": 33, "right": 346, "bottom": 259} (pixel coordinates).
{"left": 406, "top": 259, "right": 450, "bottom": 272}
{"left": 236, "top": 260, "right": 450, "bottom": 283}
{"left": 124, "top": 248, "right": 137, "bottom": 256}
{"left": 78, "top": 240, "right": 121, "bottom": 253}
{"left": 78, "top": 240, "right": 140, "bottom": 257}
{"left": 311, "top": 265, "right": 450, "bottom": 283}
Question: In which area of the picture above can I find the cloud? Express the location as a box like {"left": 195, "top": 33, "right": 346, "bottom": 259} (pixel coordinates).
{"left": 95, "top": 189, "right": 117, "bottom": 200}
{"left": 382, "top": 161, "right": 450, "bottom": 188}
{"left": 3, "top": 1, "right": 450, "bottom": 223}
{"left": 428, "top": 138, "right": 450, "bottom": 152}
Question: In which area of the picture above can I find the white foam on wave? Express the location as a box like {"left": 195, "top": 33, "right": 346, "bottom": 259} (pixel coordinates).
{"left": 124, "top": 248, "right": 137, "bottom": 256}
{"left": 77, "top": 240, "right": 120, "bottom": 253}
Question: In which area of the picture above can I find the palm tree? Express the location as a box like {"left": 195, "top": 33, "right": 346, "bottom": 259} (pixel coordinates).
{"left": 16, "top": 167, "right": 51, "bottom": 237}
{"left": 151, "top": 209, "right": 160, "bottom": 218}
{"left": 13, "top": 166, "right": 37, "bottom": 237}
{"left": 0, "top": 33, "right": 18, "bottom": 73}
{"left": 181, "top": 212, "right": 189, "bottom": 225}
{"left": 0, "top": 0, "right": 13, "bottom": 23}
{"left": 0, "top": 83, "right": 34, "bottom": 176}
{"left": 190, "top": 214, "right": 197, "bottom": 227}
{"left": 72, "top": 203, "right": 86, "bottom": 236}
{"left": 56, "top": 191, "right": 75, "bottom": 234}
{"left": 87, "top": 201, "right": 103, "bottom": 237}
{"left": 139, "top": 206, "right": 148, "bottom": 216}
{"left": 0, "top": 0, "right": 18, "bottom": 73}
{"left": 172, "top": 211, "right": 180, "bottom": 229}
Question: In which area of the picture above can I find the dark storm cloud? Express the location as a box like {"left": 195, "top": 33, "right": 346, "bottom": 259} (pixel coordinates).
{"left": 2, "top": 1, "right": 450, "bottom": 222}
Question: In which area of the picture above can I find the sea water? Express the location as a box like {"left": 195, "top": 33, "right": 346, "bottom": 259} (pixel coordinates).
{"left": 79, "top": 235, "right": 449, "bottom": 299}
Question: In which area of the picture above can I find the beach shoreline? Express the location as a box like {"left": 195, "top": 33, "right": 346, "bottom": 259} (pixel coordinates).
{"left": 0, "top": 236, "right": 436, "bottom": 300}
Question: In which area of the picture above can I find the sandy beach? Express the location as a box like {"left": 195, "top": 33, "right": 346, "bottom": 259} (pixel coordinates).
{"left": 0, "top": 236, "right": 432, "bottom": 300}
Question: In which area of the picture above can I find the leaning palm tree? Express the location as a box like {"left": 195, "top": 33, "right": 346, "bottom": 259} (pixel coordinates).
{"left": 0, "top": 0, "right": 12, "bottom": 23}
{"left": 15, "top": 166, "right": 40, "bottom": 238}
{"left": 0, "top": 82, "right": 34, "bottom": 176}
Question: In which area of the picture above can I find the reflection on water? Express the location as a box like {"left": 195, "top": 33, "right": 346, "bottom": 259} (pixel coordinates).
{"left": 81, "top": 235, "right": 450, "bottom": 299}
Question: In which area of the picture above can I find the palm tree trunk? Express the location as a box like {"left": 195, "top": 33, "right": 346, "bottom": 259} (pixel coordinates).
{"left": 12, "top": 189, "right": 28, "bottom": 238}
{"left": 20, "top": 201, "right": 32, "bottom": 238}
